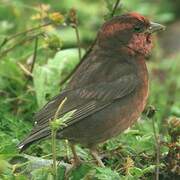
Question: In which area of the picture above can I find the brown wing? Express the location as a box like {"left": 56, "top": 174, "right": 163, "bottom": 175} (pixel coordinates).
{"left": 18, "top": 74, "right": 138, "bottom": 151}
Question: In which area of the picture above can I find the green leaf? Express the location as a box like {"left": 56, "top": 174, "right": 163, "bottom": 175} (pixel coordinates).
{"left": 69, "top": 163, "right": 92, "bottom": 180}
{"left": 57, "top": 165, "right": 66, "bottom": 180}
{"left": 129, "top": 167, "right": 143, "bottom": 177}
{"left": 142, "top": 165, "right": 156, "bottom": 174}
{"left": 33, "top": 48, "right": 85, "bottom": 107}
{"left": 94, "top": 167, "right": 120, "bottom": 180}
{"left": 31, "top": 166, "right": 52, "bottom": 180}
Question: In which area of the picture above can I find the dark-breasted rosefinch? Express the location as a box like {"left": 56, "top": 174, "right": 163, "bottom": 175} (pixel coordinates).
{"left": 18, "top": 12, "right": 165, "bottom": 166}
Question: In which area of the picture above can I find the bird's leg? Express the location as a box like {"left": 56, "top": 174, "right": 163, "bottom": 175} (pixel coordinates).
{"left": 90, "top": 148, "right": 105, "bottom": 167}
{"left": 65, "top": 143, "right": 81, "bottom": 180}
{"left": 70, "top": 143, "right": 81, "bottom": 166}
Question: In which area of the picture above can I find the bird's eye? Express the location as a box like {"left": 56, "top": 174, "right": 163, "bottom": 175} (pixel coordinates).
{"left": 134, "top": 26, "right": 142, "bottom": 33}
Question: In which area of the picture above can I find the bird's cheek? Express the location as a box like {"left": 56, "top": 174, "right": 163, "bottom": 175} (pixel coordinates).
{"left": 146, "top": 34, "right": 152, "bottom": 43}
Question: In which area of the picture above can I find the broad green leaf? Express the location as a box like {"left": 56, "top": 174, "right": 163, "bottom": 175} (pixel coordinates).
{"left": 33, "top": 48, "right": 85, "bottom": 107}
{"left": 69, "top": 163, "right": 92, "bottom": 180}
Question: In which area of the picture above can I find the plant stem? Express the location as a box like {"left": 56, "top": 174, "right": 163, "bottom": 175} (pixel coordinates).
{"left": 30, "top": 37, "right": 39, "bottom": 73}
{"left": 152, "top": 118, "right": 160, "bottom": 180}
{"left": 0, "top": 22, "right": 51, "bottom": 50}
{"left": 74, "top": 26, "right": 82, "bottom": 61}
{"left": 51, "top": 97, "right": 67, "bottom": 179}
{"left": 69, "top": 8, "right": 82, "bottom": 61}
{"left": 111, "top": 0, "right": 121, "bottom": 17}
{"left": 17, "top": 62, "right": 33, "bottom": 77}
{"left": 0, "top": 33, "right": 42, "bottom": 59}
{"left": 54, "top": 97, "right": 67, "bottom": 120}
{"left": 52, "top": 128, "right": 57, "bottom": 180}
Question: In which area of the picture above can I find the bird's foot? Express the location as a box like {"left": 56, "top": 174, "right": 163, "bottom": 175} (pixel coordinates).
{"left": 64, "top": 157, "right": 82, "bottom": 179}
{"left": 65, "top": 143, "right": 82, "bottom": 179}
{"left": 70, "top": 155, "right": 82, "bottom": 167}
{"left": 69, "top": 143, "right": 82, "bottom": 167}
{"left": 90, "top": 149, "right": 105, "bottom": 167}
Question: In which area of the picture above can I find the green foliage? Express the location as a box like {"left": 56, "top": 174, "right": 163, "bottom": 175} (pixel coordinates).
{"left": 0, "top": 0, "right": 179, "bottom": 179}
{"left": 104, "top": 0, "right": 175, "bottom": 22}
{"left": 93, "top": 167, "right": 120, "bottom": 180}
{"left": 50, "top": 109, "right": 76, "bottom": 131}
{"left": 121, "top": 0, "right": 174, "bottom": 22}
{"left": 33, "top": 48, "right": 84, "bottom": 107}
{"left": 68, "top": 164, "right": 92, "bottom": 179}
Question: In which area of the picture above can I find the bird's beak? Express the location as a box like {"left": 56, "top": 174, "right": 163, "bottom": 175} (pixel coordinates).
{"left": 146, "top": 22, "right": 166, "bottom": 34}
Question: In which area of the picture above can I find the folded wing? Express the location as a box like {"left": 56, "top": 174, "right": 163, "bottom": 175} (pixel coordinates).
{"left": 18, "top": 74, "right": 138, "bottom": 151}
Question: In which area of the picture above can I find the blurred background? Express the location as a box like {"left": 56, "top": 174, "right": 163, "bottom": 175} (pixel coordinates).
{"left": 0, "top": 0, "right": 179, "bottom": 179}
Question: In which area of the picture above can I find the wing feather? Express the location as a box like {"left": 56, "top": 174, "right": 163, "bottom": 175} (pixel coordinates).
{"left": 19, "top": 74, "right": 138, "bottom": 149}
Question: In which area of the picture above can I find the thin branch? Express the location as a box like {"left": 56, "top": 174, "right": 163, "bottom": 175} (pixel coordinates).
{"left": 51, "top": 97, "right": 67, "bottom": 179}
{"left": 54, "top": 97, "right": 67, "bottom": 120}
{"left": 160, "top": 82, "right": 176, "bottom": 134}
{"left": 69, "top": 8, "right": 82, "bottom": 61}
{"left": 24, "top": 37, "right": 39, "bottom": 86}
{"left": 0, "top": 22, "right": 51, "bottom": 50}
{"left": 30, "top": 37, "right": 39, "bottom": 73}
{"left": 0, "top": 34, "right": 41, "bottom": 59}
{"left": 17, "top": 62, "right": 33, "bottom": 77}
{"left": 74, "top": 26, "right": 82, "bottom": 61}
{"left": 111, "top": 0, "right": 121, "bottom": 17}
{"left": 0, "top": 39, "right": 33, "bottom": 59}
{"left": 51, "top": 129, "right": 57, "bottom": 180}
{"left": 152, "top": 118, "right": 160, "bottom": 180}
{"left": 58, "top": 9, "right": 83, "bottom": 86}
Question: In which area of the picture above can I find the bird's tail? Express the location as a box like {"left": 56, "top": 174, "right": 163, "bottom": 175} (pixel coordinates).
{"left": 18, "top": 126, "right": 51, "bottom": 152}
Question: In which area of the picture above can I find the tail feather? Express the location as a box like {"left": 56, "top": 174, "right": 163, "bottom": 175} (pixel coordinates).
{"left": 18, "top": 127, "right": 51, "bottom": 152}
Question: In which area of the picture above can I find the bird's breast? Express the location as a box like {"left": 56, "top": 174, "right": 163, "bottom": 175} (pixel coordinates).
{"left": 100, "top": 56, "right": 149, "bottom": 138}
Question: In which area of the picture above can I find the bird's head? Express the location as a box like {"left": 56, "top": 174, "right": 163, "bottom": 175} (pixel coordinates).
{"left": 98, "top": 12, "right": 165, "bottom": 56}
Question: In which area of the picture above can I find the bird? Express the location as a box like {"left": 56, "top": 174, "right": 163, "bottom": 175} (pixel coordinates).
{"left": 18, "top": 12, "right": 165, "bottom": 167}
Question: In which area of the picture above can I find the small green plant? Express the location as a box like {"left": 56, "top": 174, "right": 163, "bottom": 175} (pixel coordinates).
{"left": 50, "top": 97, "right": 76, "bottom": 179}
